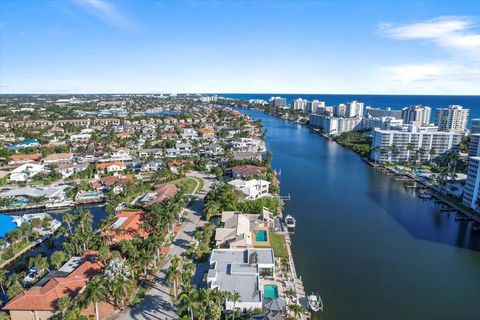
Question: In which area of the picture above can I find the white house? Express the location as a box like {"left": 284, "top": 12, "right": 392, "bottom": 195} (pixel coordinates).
{"left": 70, "top": 133, "right": 91, "bottom": 143}
{"left": 228, "top": 179, "right": 270, "bottom": 199}
{"left": 207, "top": 248, "right": 275, "bottom": 311}
{"left": 9, "top": 163, "right": 45, "bottom": 182}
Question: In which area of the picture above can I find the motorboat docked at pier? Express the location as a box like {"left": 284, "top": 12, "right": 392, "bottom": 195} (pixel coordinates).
{"left": 285, "top": 214, "right": 296, "bottom": 229}
{"left": 307, "top": 293, "right": 323, "bottom": 312}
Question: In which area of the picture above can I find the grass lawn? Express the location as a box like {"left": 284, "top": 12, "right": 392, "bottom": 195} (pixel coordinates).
{"left": 171, "top": 177, "right": 201, "bottom": 194}
{"left": 269, "top": 232, "right": 288, "bottom": 258}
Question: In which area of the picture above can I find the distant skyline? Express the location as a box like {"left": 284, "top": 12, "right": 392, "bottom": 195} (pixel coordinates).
{"left": 0, "top": 0, "right": 479, "bottom": 95}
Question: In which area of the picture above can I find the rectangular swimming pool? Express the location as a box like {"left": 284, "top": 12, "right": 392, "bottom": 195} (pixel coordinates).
{"left": 263, "top": 284, "right": 279, "bottom": 299}
{"left": 256, "top": 230, "right": 268, "bottom": 242}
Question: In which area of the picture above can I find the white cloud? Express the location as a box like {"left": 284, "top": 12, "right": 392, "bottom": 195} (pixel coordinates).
{"left": 73, "top": 0, "right": 133, "bottom": 29}
{"left": 380, "top": 16, "right": 480, "bottom": 53}
{"left": 381, "top": 64, "right": 444, "bottom": 82}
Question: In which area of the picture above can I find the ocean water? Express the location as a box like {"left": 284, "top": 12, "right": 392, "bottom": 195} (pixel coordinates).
{"left": 216, "top": 93, "right": 480, "bottom": 121}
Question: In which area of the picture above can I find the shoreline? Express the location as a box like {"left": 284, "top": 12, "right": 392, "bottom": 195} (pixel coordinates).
{"left": 236, "top": 104, "right": 480, "bottom": 225}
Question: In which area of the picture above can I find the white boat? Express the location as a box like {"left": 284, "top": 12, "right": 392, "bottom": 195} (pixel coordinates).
{"left": 46, "top": 200, "right": 73, "bottom": 209}
{"left": 307, "top": 293, "right": 323, "bottom": 312}
{"left": 285, "top": 214, "right": 296, "bottom": 229}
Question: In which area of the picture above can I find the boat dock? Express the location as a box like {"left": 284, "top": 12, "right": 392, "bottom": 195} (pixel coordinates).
{"left": 378, "top": 165, "right": 480, "bottom": 225}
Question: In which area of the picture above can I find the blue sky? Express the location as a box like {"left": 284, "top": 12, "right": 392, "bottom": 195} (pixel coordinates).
{"left": 0, "top": 0, "right": 479, "bottom": 94}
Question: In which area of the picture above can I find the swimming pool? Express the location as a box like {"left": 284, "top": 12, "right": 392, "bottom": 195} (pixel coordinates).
{"left": 256, "top": 230, "right": 268, "bottom": 242}
{"left": 0, "top": 215, "right": 18, "bottom": 238}
{"left": 263, "top": 284, "right": 279, "bottom": 299}
{"left": 78, "top": 191, "right": 100, "bottom": 198}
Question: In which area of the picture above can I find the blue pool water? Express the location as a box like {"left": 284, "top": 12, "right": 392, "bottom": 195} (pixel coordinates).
{"left": 78, "top": 192, "right": 99, "bottom": 198}
{"left": 256, "top": 230, "right": 268, "bottom": 242}
{"left": 263, "top": 284, "right": 279, "bottom": 299}
{"left": 0, "top": 215, "right": 18, "bottom": 238}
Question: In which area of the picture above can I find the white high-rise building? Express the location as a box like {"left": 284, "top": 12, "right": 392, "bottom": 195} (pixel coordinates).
{"left": 434, "top": 105, "right": 469, "bottom": 133}
{"left": 306, "top": 100, "right": 325, "bottom": 113}
{"left": 371, "top": 126, "right": 462, "bottom": 163}
{"left": 309, "top": 114, "right": 362, "bottom": 135}
{"left": 345, "top": 101, "right": 364, "bottom": 118}
{"left": 401, "top": 105, "right": 431, "bottom": 126}
{"left": 293, "top": 98, "right": 308, "bottom": 111}
{"left": 268, "top": 97, "right": 287, "bottom": 108}
{"left": 463, "top": 156, "right": 480, "bottom": 211}
{"left": 334, "top": 104, "right": 347, "bottom": 117}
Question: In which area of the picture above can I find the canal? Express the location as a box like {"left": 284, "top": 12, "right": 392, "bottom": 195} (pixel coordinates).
{"left": 238, "top": 108, "right": 480, "bottom": 320}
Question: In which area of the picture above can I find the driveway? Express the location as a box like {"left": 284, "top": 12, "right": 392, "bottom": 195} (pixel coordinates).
{"left": 115, "top": 172, "right": 213, "bottom": 320}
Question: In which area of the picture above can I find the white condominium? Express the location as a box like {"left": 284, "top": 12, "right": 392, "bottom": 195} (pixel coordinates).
{"left": 434, "top": 105, "right": 469, "bottom": 133}
{"left": 293, "top": 98, "right": 308, "bottom": 111}
{"left": 309, "top": 114, "right": 361, "bottom": 135}
{"left": 268, "top": 96, "right": 286, "bottom": 108}
{"left": 401, "top": 105, "right": 431, "bottom": 126}
{"left": 371, "top": 125, "right": 462, "bottom": 163}
{"left": 306, "top": 100, "right": 325, "bottom": 113}
{"left": 345, "top": 101, "right": 364, "bottom": 118}
{"left": 463, "top": 156, "right": 480, "bottom": 211}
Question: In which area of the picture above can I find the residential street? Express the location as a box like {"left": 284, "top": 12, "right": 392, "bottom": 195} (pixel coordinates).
{"left": 116, "top": 172, "right": 213, "bottom": 320}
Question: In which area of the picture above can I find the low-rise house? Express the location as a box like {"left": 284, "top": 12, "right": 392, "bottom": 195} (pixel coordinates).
{"left": 91, "top": 174, "right": 134, "bottom": 193}
{"left": 139, "top": 148, "right": 163, "bottom": 159}
{"left": 0, "top": 185, "right": 68, "bottom": 204}
{"left": 181, "top": 128, "right": 199, "bottom": 140}
{"left": 9, "top": 153, "right": 42, "bottom": 165}
{"left": 229, "top": 179, "right": 270, "bottom": 199}
{"left": 96, "top": 161, "right": 127, "bottom": 174}
{"left": 232, "top": 151, "right": 263, "bottom": 161}
{"left": 57, "top": 163, "right": 88, "bottom": 178}
{"left": 69, "top": 133, "right": 91, "bottom": 143}
{"left": 104, "top": 211, "right": 148, "bottom": 243}
{"left": 215, "top": 212, "right": 254, "bottom": 248}
{"left": 198, "top": 127, "right": 215, "bottom": 139}
{"left": 230, "top": 138, "right": 264, "bottom": 152}
{"left": 207, "top": 248, "right": 275, "bottom": 311}
{"left": 138, "top": 184, "right": 178, "bottom": 207}
{"left": 42, "top": 153, "right": 74, "bottom": 165}
{"left": 9, "top": 163, "right": 45, "bottom": 182}
{"left": 229, "top": 165, "right": 266, "bottom": 179}
{"left": 140, "top": 160, "right": 163, "bottom": 172}
{"left": 201, "top": 143, "right": 224, "bottom": 156}
{"left": 3, "top": 252, "right": 103, "bottom": 320}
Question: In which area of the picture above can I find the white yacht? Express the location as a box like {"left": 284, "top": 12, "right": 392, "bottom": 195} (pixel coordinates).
{"left": 285, "top": 214, "right": 296, "bottom": 229}
{"left": 307, "top": 293, "right": 323, "bottom": 312}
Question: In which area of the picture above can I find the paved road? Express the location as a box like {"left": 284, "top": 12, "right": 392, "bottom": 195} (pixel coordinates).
{"left": 116, "top": 172, "right": 213, "bottom": 320}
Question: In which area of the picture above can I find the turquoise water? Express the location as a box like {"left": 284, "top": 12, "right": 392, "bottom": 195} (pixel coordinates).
{"left": 263, "top": 284, "right": 279, "bottom": 299}
{"left": 0, "top": 215, "right": 17, "bottom": 238}
{"left": 256, "top": 230, "right": 268, "bottom": 242}
{"left": 78, "top": 191, "right": 99, "bottom": 198}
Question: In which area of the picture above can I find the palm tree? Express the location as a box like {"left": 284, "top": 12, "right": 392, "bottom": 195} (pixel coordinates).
{"left": 406, "top": 142, "right": 415, "bottom": 163}
{"left": 166, "top": 255, "right": 182, "bottom": 298}
{"left": 109, "top": 276, "right": 132, "bottom": 309}
{"left": 81, "top": 276, "right": 107, "bottom": 320}
{"left": 28, "top": 254, "right": 49, "bottom": 276}
{"left": 229, "top": 291, "right": 241, "bottom": 320}
{"left": 50, "top": 251, "right": 66, "bottom": 270}
{"left": 63, "top": 213, "right": 75, "bottom": 236}
{"left": 179, "top": 284, "right": 197, "bottom": 320}
{"left": 0, "top": 269, "right": 7, "bottom": 296}
{"left": 56, "top": 296, "right": 73, "bottom": 317}
{"left": 288, "top": 303, "right": 308, "bottom": 318}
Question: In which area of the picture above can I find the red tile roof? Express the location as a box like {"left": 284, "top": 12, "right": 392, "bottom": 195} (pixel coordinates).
{"left": 10, "top": 153, "right": 42, "bottom": 162}
{"left": 96, "top": 161, "right": 126, "bottom": 170}
{"left": 104, "top": 211, "right": 148, "bottom": 243}
{"left": 231, "top": 165, "right": 266, "bottom": 176}
{"left": 3, "top": 253, "right": 103, "bottom": 312}
{"left": 143, "top": 184, "right": 178, "bottom": 207}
